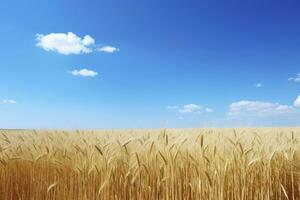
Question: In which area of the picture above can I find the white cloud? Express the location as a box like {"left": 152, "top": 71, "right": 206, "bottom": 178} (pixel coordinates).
{"left": 171, "top": 104, "right": 214, "bottom": 114}
{"left": 82, "top": 35, "right": 94, "bottom": 46}
{"left": 2, "top": 99, "right": 16, "bottom": 104}
{"left": 229, "top": 100, "right": 293, "bottom": 116}
{"left": 179, "top": 104, "right": 202, "bottom": 113}
{"left": 166, "top": 105, "right": 179, "bottom": 109}
{"left": 254, "top": 83, "right": 262, "bottom": 88}
{"left": 288, "top": 73, "right": 300, "bottom": 82}
{"left": 97, "top": 46, "right": 119, "bottom": 53}
{"left": 294, "top": 96, "right": 300, "bottom": 107}
{"left": 70, "top": 69, "right": 98, "bottom": 77}
{"left": 205, "top": 108, "right": 214, "bottom": 113}
{"left": 36, "top": 32, "right": 95, "bottom": 55}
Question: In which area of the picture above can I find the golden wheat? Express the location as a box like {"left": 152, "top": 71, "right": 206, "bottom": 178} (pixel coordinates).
{"left": 0, "top": 128, "right": 299, "bottom": 199}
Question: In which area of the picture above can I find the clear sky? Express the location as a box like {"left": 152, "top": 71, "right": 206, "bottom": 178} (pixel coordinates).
{"left": 1, "top": 0, "right": 300, "bottom": 129}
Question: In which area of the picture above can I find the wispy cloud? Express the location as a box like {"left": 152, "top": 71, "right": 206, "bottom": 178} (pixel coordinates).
{"left": 36, "top": 32, "right": 95, "bottom": 55}
{"left": 97, "top": 46, "right": 119, "bottom": 53}
{"left": 169, "top": 104, "right": 214, "bottom": 114}
{"left": 166, "top": 105, "right": 179, "bottom": 110}
{"left": 2, "top": 99, "right": 16, "bottom": 104}
{"left": 254, "top": 83, "right": 262, "bottom": 88}
{"left": 229, "top": 100, "right": 293, "bottom": 116}
{"left": 205, "top": 108, "right": 214, "bottom": 113}
{"left": 288, "top": 73, "right": 300, "bottom": 82}
{"left": 70, "top": 69, "right": 98, "bottom": 77}
{"left": 179, "top": 104, "right": 202, "bottom": 113}
{"left": 294, "top": 95, "right": 300, "bottom": 107}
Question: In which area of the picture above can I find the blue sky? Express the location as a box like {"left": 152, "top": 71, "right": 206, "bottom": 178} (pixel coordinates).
{"left": 1, "top": 0, "right": 300, "bottom": 129}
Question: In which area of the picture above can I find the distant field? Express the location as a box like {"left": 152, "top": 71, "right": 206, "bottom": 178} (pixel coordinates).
{"left": 0, "top": 128, "right": 299, "bottom": 200}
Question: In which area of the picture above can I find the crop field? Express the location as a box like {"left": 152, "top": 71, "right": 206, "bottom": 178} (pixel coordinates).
{"left": 0, "top": 128, "right": 299, "bottom": 200}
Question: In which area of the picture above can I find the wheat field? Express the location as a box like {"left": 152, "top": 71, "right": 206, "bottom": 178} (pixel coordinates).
{"left": 0, "top": 128, "right": 299, "bottom": 200}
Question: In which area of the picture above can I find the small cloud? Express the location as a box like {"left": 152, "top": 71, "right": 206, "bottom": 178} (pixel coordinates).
{"left": 36, "top": 32, "right": 95, "bottom": 55}
{"left": 2, "top": 99, "right": 16, "bottom": 104}
{"left": 169, "top": 103, "right": 213, "bottom": 114}
{"left": 97, "top": 46, "right": 119, "bottom": 53}
{"left": 229, "top": 100, "right": 293, "bottom": 116}
{"left": 166, "top": 105, "right": 179, "bottom": 109}
{"left": 254, "top": 83, "right": 262, "bottom": 88}
{"left": 288, "top": 73, "right": 300, "bottom": 82}
{"left": 205, "top": 108, "right": 214, "bottom": 113}
{"left": 179, "top": 104, "right": 202, "bottom": 113}
{"left": 294, "top": 95, "right": 300, "bottom": 107}
{"left": 70, "top": 69, "right": 98, "bottom": 77}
